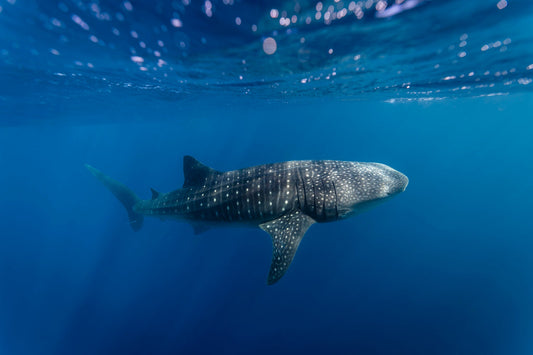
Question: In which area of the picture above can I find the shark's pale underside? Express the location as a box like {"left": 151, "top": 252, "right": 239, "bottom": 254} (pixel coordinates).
{"left": 86, "top": 156, "right": 408, "bottom": 285}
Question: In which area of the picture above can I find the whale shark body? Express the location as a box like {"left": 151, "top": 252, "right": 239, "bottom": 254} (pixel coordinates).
{"left": 86, "top": 156, "right": 408, "bottom": 284}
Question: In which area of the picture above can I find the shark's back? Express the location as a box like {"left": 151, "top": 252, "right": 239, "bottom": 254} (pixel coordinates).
{"left": 135, "top": 159, "right": 361, "bottom": 225}
{"left": 182, "top": 161, "right": 300, "bottom": 224}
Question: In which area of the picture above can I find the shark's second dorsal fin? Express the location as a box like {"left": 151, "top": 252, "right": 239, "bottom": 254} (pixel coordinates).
{"left": 260, "top": 210, "right": 316, "bottom": 285}
{"left": 183, "top": 155, "right": 222, "bottom": 188}
{"left": 150, "top": 188, "right": 160, "bottom": 200}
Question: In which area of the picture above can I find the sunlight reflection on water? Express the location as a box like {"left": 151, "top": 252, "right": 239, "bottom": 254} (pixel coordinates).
{"left": 0, "top": 0, "right": 532, "bottom": 106}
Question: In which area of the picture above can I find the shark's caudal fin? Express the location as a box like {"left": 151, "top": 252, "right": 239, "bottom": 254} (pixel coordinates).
{"left": 85, "top": 164, "right": 144, "bottom": 231}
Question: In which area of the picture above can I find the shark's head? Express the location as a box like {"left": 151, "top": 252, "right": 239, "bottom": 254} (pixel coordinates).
{"left": 335, "top": 162, "right": 408, "bottom": 219}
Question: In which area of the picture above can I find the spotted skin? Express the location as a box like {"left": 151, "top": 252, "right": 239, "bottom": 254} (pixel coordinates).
{"left": 86, "top": 156, "right": 408, "bottom": 285}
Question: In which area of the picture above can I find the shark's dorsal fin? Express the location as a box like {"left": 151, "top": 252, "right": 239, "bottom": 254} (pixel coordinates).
{"left": 150, "top": 188, "right": 160, "bottom": 200}
{"left": 259, "top": 210, "right": 315, "bottom": 285}
{"left": 183, "top": 155, "right": 222, "bottom": 188}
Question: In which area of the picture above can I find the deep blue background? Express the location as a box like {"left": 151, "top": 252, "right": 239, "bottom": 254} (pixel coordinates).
{"left": 1, "top": 95, "right": 533, "bottom": 354}
{"left": 2, "top": 0, "right": 533, "bottom": 353}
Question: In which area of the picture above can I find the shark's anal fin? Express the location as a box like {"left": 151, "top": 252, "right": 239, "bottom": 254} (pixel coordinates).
{"left": 183, "top": 155, "right": 222, "bottom": 188}
{"left": 260, "top": 210, "right": 316, "bottom": 285}
{"left": 190, "top": 223, "right": 211, "bottom": 235}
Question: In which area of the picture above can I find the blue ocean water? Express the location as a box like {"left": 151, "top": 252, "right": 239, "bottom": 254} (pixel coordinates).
{"left": 1, "top": 0, "right": 533, "bottom": 354}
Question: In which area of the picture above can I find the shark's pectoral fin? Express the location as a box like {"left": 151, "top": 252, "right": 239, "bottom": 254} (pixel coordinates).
{"left": 260, "top": 210, "right": 315, "bottom": 285}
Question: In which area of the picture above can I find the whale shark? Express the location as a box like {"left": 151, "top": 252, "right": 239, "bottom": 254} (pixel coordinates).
{"left": 86, "top": 156, "right": 408, "bottom": 284}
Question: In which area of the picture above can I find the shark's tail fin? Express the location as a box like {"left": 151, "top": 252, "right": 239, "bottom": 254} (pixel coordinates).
{"left": 85, "top": 164, "right": 144, "bottom": 231}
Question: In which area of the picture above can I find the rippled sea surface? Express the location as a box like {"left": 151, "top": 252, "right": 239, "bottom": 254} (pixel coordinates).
{"left": 1, "top": 0, "right": 533, "bottom": 120}
{"left": 1, "top": 1, "right": 533, "bottom": 355}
